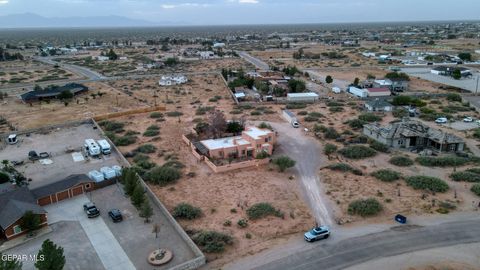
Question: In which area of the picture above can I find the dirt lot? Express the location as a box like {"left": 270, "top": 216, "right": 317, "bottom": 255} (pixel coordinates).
{"left": 0, "top": 60, "right": 80, "bottom": 86}
{"left": 105, "top": 74, "right": 313, "bottom": 267}
{"left": 0, "top": 81, "right": 142, "bottom": 130}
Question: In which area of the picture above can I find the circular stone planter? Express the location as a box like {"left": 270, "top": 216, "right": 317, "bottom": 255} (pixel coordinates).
{"left": 148, "top": 249, "right": 173, "bottom": 266}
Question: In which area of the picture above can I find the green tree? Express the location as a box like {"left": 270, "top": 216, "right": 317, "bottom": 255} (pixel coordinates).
{"left": 58, "top": 90, "right": 73, "bottom": 100}
{"left": 35, "top": 239, "right": 65, "bottom": 270}
{"left": 452, "top": 69, "right": 462, "bottom": 80}
{"left": 325, "top": 75, "right": 333, "bottom": 84}
{"left": 123, "top": 169, "right": 138, "bottom": 196}
{"left": 139, "top": 200, "right": 154, "bottom": 223}
{"left": 288, "top": 79, "right": 306, "bottom": 93}
{"left": 458, "top": 52, "right": 472, "bottom": 62}
{"left": 21, "top": 211, "right": 41, "bottom": 234}
{"left": 131, "top": 184, "right": 146, "bottom": 208}
{"left": 353, "top": 77, "right": 360, "bottom": 86}
{"left": 107, "top": 49, "right": 118, "bottom": 60}
{"left": 272, "top": 156, "right": 296, "bottom": 172}
{"left": 0, "top": 252, "right": 22, "bottom": 270}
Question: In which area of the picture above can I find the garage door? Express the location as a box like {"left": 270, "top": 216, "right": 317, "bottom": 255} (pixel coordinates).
{"left": 56, "top": 190, "right": 70, "bottom": 202}
{"left": 72, "top": 186, "right": 84, "bottom": 196}
{"left": 37, "top": 196, "right": 52, "bottom": 206}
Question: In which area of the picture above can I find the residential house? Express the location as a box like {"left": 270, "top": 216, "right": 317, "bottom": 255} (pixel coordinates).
{"left": 159, "top": 75, "right": 188, "bottom": 86}
{"left": 431, "top": 66, "right": 472, "bottom": 77}
{"left": 199, "top": 51, "right": 215, "bottom": 59}
{"left": 0, "top": 187, "right": 47, "bottom": 240}
{"left": 194, "top": 126, "right": 276, "bottom": 160}
{"left": 21, "top": 83, "right": 89, "bottom": 103}
{"left": 374, "top": 79, "right": 409, "bottom": 92}
{"left": 365, "top": 99, "right": 393, "bottom": 112}
{"left": 363, "top": 119, "right": 464, "bottom": 152}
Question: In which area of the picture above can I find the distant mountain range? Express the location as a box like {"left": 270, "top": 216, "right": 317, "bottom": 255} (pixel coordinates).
{"left": 0, "top": 13, "right": 185, "bottom": 28}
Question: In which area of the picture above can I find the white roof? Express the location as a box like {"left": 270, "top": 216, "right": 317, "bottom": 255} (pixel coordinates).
{"left": 287, "top": 92, "right": 319, "bottom": 98}
{"left": 374, "top": 80, "right": 392, "bottom": 85}
{"left": 243, "top": 126, "right": 271, "bottom": 140}
{"left": 201, "top": 136, "right": 250, "bottom": 150}
{"left": 234, "top": 93, "right": 246, "bottom": 98}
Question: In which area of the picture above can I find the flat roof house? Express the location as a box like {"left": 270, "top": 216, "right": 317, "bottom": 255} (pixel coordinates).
{"left": 363, "top": 119, "right": 464, "bottom": 153}
{"left": 195, "top": 126, "right": 276, "bottom": 160}
{"left": 365, "top": 99, "right": 393, "bottom": 112}
{"left": 374, "top": 79, "right": 408, "bottom": 92}
{"left": 21, "top": 83, "right": 88, "bottom": 103}
{"left": 431, "top": 66, "right": 472, "bottom": 77}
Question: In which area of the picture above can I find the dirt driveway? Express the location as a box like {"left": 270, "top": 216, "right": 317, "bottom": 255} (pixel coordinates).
{"left": 268, "top": 121, "right": 334, "bottom": 226}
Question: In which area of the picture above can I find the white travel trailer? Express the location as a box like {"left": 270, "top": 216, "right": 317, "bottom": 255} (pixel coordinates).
{"left": 84, "top": 139, "right": 101, "bottom": 157}
{"left": 97, "top": 139, "right": 111, "bottom": 155}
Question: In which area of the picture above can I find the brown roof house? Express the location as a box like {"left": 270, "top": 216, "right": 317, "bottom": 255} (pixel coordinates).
{"left": 363, "top": 119, "right": 464, "bottom": 152}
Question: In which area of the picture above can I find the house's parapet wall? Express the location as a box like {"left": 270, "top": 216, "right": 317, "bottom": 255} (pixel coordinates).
{"left": 204, "top": 157, "right": 270, "bottom": 173}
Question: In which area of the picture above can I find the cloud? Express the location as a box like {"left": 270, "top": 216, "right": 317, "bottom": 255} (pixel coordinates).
{"left": 0, "top": 0, "right": 9, "bottom": 4}
{"left": 239, "top": 0, "right": 259, "bottom": 3}
{"left": 161, "top": 2, "right": 211, "bottom": 9}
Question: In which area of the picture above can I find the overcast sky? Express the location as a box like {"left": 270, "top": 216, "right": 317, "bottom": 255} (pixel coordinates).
{"left": 1, "top": 0, "right": 480, "bottom": 25}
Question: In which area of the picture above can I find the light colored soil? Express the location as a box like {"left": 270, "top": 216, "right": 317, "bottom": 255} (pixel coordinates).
{"left": 0, "top": 60, "right": 80, "bottom": 86}
{"left": 107, "top": 74, "right": 313, "bottom": 267}
{"left": 0, "top": 81, "right": 142, "bottom": 129}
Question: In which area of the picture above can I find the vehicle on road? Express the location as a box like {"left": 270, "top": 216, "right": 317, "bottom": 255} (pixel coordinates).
{"left": 304, "top": 226, "right": 330, "bottom": 242}
{"left": 108, "top": 209, "right": 123, "bottom": 222}
{"left": 435, "top": 117, "right": 448, "bottom": 124}
{"left": 463, "top": 117, "right": 473, "bottom": 122}
{"left": 83, "top": 202, "right": 100, "bottom": 218}
{"left": 283, "top": 110, "right": 300, "bottom": 128}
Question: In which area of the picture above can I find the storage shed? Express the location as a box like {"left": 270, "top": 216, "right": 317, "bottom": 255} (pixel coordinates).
{"left": 286, "top": 92, "right": 319, "bottom": 103}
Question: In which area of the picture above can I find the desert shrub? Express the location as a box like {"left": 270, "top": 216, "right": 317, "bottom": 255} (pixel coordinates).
{"left": 446, "top": 93, "right": 462, "bottom": 102}
{"left": 250, "top": 111, "right": 262, "bottom": 116}
{"left": 326, "top": 163, "right": 363, "bottom": 175}
{"left": 297, "top": 111, "right": 308, "bottom": 115}
{"left": 324, "top": 143, "right": 338, "bottom": 155}
{"left": 258, "top": 122, "right": 273, "bottom": 130}
{"left": 450, "top": 171, "right": 480, "bottom": 182}
{"left": 415, "top": 156, "right": 469, "bottom": 167}
{"left": 255, "top": 151, "right": 269, "bottom": 159}
{"left": 348, "top": 198, "right": 382, "bottom": 217}
{"left": 150, "top": 112, "right": 164, "bottom": 118}
{"left": 389, "top": 156, "right": 414, "bottom": 167}
{"left": 246, "top": 203, "right": 283, "bottom": 220}
{"left": 223, "top": 220, "right": 232, "bottom": 226}
{"left": 166, "top": 111, "right": 183, "bottom": 117}
{"left": 162, "top": 160, "right": 185, "bottom": 169}
{"left": 309, "top": 112, "right": 324, "bottom": 118}
{"left": 339, "top": 145, "right": 376, "bottom": 159}
{"left": 371, "top": 169, "right": 401, "bottom": 182}
{"left": 285, "top": 103, "right": 307, "bottom": 109}
{"left": 196, "top": 106, "right": 215, "bottom": 115}
{"left": 329, "top": 106, "right": 344, "bottom": 112}
{"left": 392, "top": 108, "right": 408, "bottom": 118}
{"left": 136, "top": 160, "right": 156, "bottom": 170}
{"left": 145, "top": 166, "right": 181, "bottom": 186}
{"left": 192, "top": 231, "right": 233, "bottom": 253}
{"left": 113, "top": 135, "right": 137, "bottom": 146}
{"left": 324, "top": 127, "right": 339, "bottom": 139}
{"left": 237, "top": 219, "right": 248, "bottom": 228}
{"left": 471, "top": 184, "right": 480, "bottom": 196}
{"left": 358, "top": 113, "right": 382, "bottom": 123}
{"left": 173, "top": 203, "right": 202, "bottom": 220}
{"left": 405, "top": 176, "right": 449, "bottom": 192}
{"left": 133, "top": 153, "right": 149, "bottom": 163}
{"left": 347, "top": 119, "right": 366, "bottom": 129}
{"left": 100, "top": 120, "right": 125, "bottom": 133}
{"left": 143, "top": 129, "right": 159, "bottom": 137}
{"left": 134, "top": 144, "right": 157, "bottom": 154}
{"left": 369, "top": 141, "right": 389, "bottom": 153}
{"left": 0, "top": 171, "right": 10, "bottom": 184}
{"left": 304, "top": 116, "right": 319, "bottom": 122}
{"left": 467, "top": 168, "right": 480, "bottom": 174}
{"left": 272, "top": 156, "right": 296, "bottom": 172}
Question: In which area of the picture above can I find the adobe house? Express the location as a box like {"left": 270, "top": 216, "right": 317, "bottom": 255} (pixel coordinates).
{"left": 194, "top": 126, "right": 276, "bottom": 160}
{"left": 363, "top": 119, "right": 464, "bottom": 152}
{"left": 0, "top": 174, "right": 96, "bottom": 240}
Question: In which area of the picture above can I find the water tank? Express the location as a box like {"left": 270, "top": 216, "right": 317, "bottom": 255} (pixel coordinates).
{"left": 100, "top": 167, "right": 116, "bottom": 180}
{"left": 88, "top": 170, "right": 105, "bottom": 182}
{"left": 112, "top": 165, "right": 122, "bottom": 177}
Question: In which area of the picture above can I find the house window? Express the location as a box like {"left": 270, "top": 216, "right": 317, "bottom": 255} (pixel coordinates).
{"left": 13, "top": 225, "right": 22, "bottom": 234}
{"left": 85, "top": 183, "right": 91, "bottom": 189}
{"left": 265, "top": 138, "right": 268, "bottom": 143}
{"left": 241, "top": 150, "right": 246, "bottom": 155}
{"left": 398, "top": 140, "right": 403, "bottom": 145}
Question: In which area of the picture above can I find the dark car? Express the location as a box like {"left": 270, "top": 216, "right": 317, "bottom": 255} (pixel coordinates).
{"left": 108, "top": 209, "right": 123, "bottom": 222}
{"left": 83, "top": 202, "right": 100, "bottom": 218}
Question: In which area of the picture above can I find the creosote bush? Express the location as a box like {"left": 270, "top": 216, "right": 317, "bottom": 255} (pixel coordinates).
{"left": 389, "top": 156, "right": 414, "bottom": 167}
{"left": 405, "top": 176, "right": 449, "bottom": 193}
{"left": 192, "top": 231, "right": 233, "bottom": 253}
{"left": 371, "top": 169, "right": 401, "bottom": 182}
{"left": 348, "top": 198, "right": 382, "bottom": 217}
{"left": 173, "top": 203, "right": 202, "bottom": 220}
{"left": 471, "top": 184, "right": 480, "bottom": 196}
{"left": 326, "top": 163, "right": 363, "bottom": 175}
{"left": 145, "top": 166, "right": 181, "bottom": 186}
{"left": 246, "top": 203, "right": 283, "bottom": 220}
{"left": 339, "top": 145, "right": 376, "bottom": 159}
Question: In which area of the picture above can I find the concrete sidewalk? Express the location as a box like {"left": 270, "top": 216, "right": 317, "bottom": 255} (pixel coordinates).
{"left": 44, "top": 195, "right": 135, "bottom": 270}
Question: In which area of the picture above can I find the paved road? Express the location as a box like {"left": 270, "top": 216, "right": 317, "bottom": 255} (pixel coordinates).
{"left": 45, "top": 195, "right": 136, "bottom": 270}
{"left": 402, "top": 67, "right": 480, "bottom": 93}
{"left": 238, "top": 51, "right": 269, "bottom": 70}
{"left": 269, "top": 122, "right": 333, "bottom": 226}
{"left": 303, "top": 69, "right": 351, "bottom": 90}
{"left": 253, "top": 218, "right": 480, "bottom": 270}
{"left": 35, "top": 56, "right": 105, "bottom": 80}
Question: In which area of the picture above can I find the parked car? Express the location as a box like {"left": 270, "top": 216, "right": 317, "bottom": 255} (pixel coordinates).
{"left": 108, "top": 209, "right": 123, "bottom": 222}
{"left": 435, "top": 117, "right": 448, "bottom": 124}
{"left": 463, "top": 117, "right": 473, "bottom": 122}
{"left": 304, "top": 226, "right": 330, "bottom": 242}
{"left": 476, "top": 120, "right": 480, "bottom": 125}
{"left": 83, "top": 202, "right": 100, "bottom": 218}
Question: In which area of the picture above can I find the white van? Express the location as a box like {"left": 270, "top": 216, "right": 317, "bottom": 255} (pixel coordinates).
{"left": 97, "top": 139, "right": 111, "bottom": 155}
{"left": 84, "top": 139, "right": 101, "bottom": 156}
